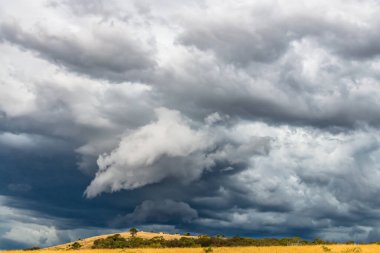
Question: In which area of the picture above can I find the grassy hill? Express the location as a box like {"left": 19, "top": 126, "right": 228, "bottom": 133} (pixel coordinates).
{"left": 48, "top": 231, "right": 196, "bottom": 250}
{"left": 11, "top": 231, "right": 380, "bottom": 253}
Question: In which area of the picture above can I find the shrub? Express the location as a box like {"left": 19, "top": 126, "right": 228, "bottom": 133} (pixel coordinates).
{"left": 91, "top": 233, "right": 340, "bottom": 249}
{"left": 69, "top": 242, "right": 82, "bottom": 250}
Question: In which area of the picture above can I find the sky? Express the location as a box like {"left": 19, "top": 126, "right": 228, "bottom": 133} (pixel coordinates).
{"left": 1, "top": 0, "right": 380, "bottom": 249}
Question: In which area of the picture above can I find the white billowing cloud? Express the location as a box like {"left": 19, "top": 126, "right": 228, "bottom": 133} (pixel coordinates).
{"left": 0, "top": 81, "right": 36, "bottom": 117}
{"left": 85, "top": 107, "right": 214, "bottom": 197}
{"left": 85, "top": 108, "right": 272, "bottom": 198}
{"left": 265, "top": 125, "right": 376, "bottom": 189}
{"left": 180, "top": 122, "right": 380, "bottom": 241}
{"left": 191, "top": 122, "right": 380, "bottom": 238}
{"left": 0, "top": 46, "right": 36, "bottom": 117}
{"left": 233, "top": 122, "right": 380, "bottom": 207}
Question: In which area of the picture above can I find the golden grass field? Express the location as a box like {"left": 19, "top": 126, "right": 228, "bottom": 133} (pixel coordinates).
{"left": 3, "top": 232, "right": 380, "bottom": 253}
{"left": 46, "top": 231, "right": 197, "bottom": 250}
{"left": 4, "top": 245, "right": 380, "bottom": 253}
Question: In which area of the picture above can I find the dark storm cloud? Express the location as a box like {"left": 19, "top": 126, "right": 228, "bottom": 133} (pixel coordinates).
{"left": 2, "top": 0, "right": 380, "bottom": 249}
{"left": 113, "top": 199, "right": 198, "bottom": 226}
{"left": 153, "top": 51, "right": 380, "bottom": 129}
{"left": 173, "top": 3, "right": 380, "bottom": 128}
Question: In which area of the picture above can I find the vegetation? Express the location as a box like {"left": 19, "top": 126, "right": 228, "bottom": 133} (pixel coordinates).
{"left": 68, "top": 242, "right": 81, "bottom": 250}
{"left": 15, "top": 231, "right": 380, "bottom": 253}
{"left": 92, "top": 234, "right": 338, "bottom": 249}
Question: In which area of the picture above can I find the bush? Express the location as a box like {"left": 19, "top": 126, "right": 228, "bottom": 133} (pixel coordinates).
{"left": 93, "top": 234, "right": 129, "bottom": 249}
{"left": 91, "top": 234, "right": 340, "bottom": 249}
{"left": 69, "top": 242, "right": 82, "bottom": 250}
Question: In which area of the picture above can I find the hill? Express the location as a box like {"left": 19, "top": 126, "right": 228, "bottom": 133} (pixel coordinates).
{"left": 48, "top": 231, "right": 196, "bottom": 250}
{"left": 44, "top": 231, "right": 380, "bottom": 252}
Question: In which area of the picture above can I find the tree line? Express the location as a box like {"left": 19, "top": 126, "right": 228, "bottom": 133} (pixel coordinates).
{"left": 91, "top": 230, "right": 341, "bottom": 249}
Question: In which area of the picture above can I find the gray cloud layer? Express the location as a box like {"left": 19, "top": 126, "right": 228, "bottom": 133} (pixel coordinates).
{"left": 0, "top": 21, "right": 156, "bottom": 81}
{"left": 2, "top": 0, "right": 380, "bottom": 248}
{"left": 112, "top": 199, "right": 198, "bottom": 226}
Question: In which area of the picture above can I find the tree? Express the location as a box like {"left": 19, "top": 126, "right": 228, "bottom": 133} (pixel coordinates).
{"left": 129, "top": 227, "right": 138, "bottom": 237}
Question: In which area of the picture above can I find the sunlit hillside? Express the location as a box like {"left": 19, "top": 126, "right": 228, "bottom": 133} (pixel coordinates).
{"left": 47, "top": 231, "right": 196, "bottom": 250}
{"left": 6, "top": 245, "right": 380, "bottom": 253}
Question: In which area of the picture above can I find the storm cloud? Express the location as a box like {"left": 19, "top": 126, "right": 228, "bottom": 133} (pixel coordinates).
{"left": 112, "top": 199, "right": 198, "bottom": 227}
{"left": 2, "top": 0, "right": 380, "bottom": 249}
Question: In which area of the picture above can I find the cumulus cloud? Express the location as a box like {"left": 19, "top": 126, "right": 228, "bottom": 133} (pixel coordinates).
{"left": 85, "top": 108, "right": 213, "bottom": 197}
{"left": 191, "top": 122, "right": 380, "bottom": 240}
{"left": 85, "top": 108, "right": 271, "bottom": 197}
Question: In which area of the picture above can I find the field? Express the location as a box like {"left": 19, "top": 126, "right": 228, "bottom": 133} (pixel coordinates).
{"left": 4, "top": 245, "right": 380, "bottom": 253}
{"left": 3, "top": 232, "right": 380, "bottom": 253}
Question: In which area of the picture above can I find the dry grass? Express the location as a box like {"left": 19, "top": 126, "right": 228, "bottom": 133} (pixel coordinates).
{"left": 47, "top": 232, "right": 196, "bottom": 250}
{"left": 4, "top": 245, "right": 380, "bottom": 253}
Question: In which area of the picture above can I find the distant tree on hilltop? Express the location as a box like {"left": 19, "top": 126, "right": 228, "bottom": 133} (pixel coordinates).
{"left": 130, "top": 227, "right": 138, "bottom": 237}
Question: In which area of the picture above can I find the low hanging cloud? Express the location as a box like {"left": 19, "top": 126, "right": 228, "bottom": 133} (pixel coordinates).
{"left": 0, "top": 195, "right": 121, "bottom": 248}
{"left": 112, "top": 199, "right": 198, "bottom": 227}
